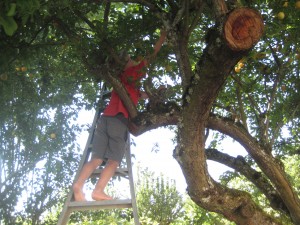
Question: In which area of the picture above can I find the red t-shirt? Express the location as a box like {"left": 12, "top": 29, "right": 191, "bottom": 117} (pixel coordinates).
{"left": 103, "top": 60, "right": 146, "bottom": 118}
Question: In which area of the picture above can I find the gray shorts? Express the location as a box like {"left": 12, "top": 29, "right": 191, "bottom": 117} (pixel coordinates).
{"left": 91, "top": 115, "right": 129, "bottom": 163}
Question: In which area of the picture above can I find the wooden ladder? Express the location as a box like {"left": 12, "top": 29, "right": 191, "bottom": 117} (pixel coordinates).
{"left": 57, "top": 108, "right": 140, "bottom": 225}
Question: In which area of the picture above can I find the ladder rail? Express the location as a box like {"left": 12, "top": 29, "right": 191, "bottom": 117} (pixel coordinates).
{"left": 125, "top": 136, "right": 140, "bottom": 225}
{"left": 57, "top": 107, "right": 100, "bottom": 225}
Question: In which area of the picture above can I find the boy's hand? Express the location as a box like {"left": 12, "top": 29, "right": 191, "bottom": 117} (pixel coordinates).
{"left": 140, "top": 91, "right": 149, "bottom": 99}
{"left": 158, "top": 85, "right": 167, "bottom": 91}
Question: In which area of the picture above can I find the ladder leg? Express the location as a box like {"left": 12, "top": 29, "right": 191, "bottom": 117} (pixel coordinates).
{"left": 125, "top": 136, "right": 140, "bottom": 225}
{"left": 57, "top": 205, "right": 71, "bottom": 225}
{"left": 57, "top": 109, "right": 100, "bottom": 225}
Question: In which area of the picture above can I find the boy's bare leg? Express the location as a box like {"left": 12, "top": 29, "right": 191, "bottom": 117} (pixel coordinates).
{"left": 92, "top": 159, "right": 119, "bottom": 201}
{"left": 73, "top": 158, "right": 103, "bottom": 201}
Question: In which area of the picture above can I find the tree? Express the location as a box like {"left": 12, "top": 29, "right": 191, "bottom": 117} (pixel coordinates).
{"left": 136, "top": 167, "right": 185, "bottom": 224}
{"left": 1, "top": 0, "right": 300, "bottom": 224}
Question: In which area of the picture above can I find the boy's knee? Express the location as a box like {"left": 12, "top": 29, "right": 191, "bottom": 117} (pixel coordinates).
{"left": 90, "top": 158, "right": 103, "bottom": 167}
{"left": 107, "top": 159, "right": 119, "bottom": 168}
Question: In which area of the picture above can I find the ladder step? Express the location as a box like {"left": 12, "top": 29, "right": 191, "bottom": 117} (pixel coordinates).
{"left": 91, "top": 168, "right": 129, "bottom": 178}
{"left": 67, "top": 199, "right": 132, "bottom": 211}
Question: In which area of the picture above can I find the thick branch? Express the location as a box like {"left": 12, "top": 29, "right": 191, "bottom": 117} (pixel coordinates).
{"left": 129, "top": 102, "right": 181, "bottom": 136}
{"left": 207, "top": 114, "right": 300, "bottom": 223}
{"left": 205, "top": 148, "right": 289, "bottom": 214}
{"left": 208, "top": 0, "right": 229, "bottom": 18}
{"left": 88, "top": 64, "right": 138, "bottom": 118}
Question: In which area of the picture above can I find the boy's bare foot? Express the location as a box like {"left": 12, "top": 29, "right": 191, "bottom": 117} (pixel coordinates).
{"left": 91, "top": 190, "right": 113, "bottom": 201}
{"left": 73, "top": 183, "right": 86, "bottom": 201}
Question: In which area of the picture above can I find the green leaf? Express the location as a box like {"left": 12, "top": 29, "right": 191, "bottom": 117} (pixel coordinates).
{"left": 0, "top": 16, "right": 18, "bottom": 36}
{"left": 6, "top": 3, "right": 17, "bottom": 16}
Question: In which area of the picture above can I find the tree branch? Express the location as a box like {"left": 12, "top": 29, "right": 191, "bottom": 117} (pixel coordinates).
{"left": 73, "top": 10, "right": 96, "bottom": 30}
{"left": 235, "top": 83, "right": 249, "bottom": 131}
{"left": 104, "top": 0, "right": 111, "bottom": 29}
{"left": 84, "top": 60, "right": 139, "bottom": 118}
{"left": 129, "top": 101, "right": 181, "bottom": 136}
{"left": 205, "top": 148, "right": 289, "bottom": 214}
{"left": 109, "top": 0, "right": 158, "bottom": 10}
{"left": 207, "top": 114, "right": 300, "bottom": 221}
{"left": 207, "top": 0, "right": 228, "bottom": 19}
{"left": 166, "top": 0, "right": 178, "bottom": 11}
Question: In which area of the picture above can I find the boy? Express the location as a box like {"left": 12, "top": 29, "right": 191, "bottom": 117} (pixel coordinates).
{"left": 73, "top": 29, "right": 167, "bottom": 201}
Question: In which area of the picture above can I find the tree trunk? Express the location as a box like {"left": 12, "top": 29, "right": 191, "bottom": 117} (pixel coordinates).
{"left": 175, "top": 7, "right": 285, "bottom": 225}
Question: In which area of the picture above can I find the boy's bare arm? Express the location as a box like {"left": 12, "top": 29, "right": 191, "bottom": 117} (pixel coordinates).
{"left": 153, "top": 29, "right": 167, "bottom": 55}
{"left": 145, "top": 29, "right": 167, "bottom": 65}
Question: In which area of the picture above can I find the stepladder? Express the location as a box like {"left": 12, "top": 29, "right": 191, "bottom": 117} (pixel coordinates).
{"left": 57, "top": 108, "right": 140, "bottom": 225}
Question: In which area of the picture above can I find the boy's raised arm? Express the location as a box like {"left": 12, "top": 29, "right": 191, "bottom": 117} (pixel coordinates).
{"left": 145, "top": 29, "right": 167, "bottom": 65}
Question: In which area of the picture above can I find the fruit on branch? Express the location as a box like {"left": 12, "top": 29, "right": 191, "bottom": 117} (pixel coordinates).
{"left": 277, "top": 12, "right": 285, "bottom": 20}
{"left": 50, "top": 133, "right": 56, "bottom": 139}
{"left": 0, "top": 73, "right": 8, "bottom": 80}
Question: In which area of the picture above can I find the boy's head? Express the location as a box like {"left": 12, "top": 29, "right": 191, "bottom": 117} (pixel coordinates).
{"left": 119, "top": 50, "right": 130, "bottom": 63}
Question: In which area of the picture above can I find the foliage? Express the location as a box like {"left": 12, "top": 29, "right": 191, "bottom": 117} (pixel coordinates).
{"left": 68, "top": 209, "right": 133, "bottom": 225}
{"left": 136, "top": 167, "right": 185, "bottom": 225}
{"left": 0, "top": 1, "right": 99, "bottom": 223}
